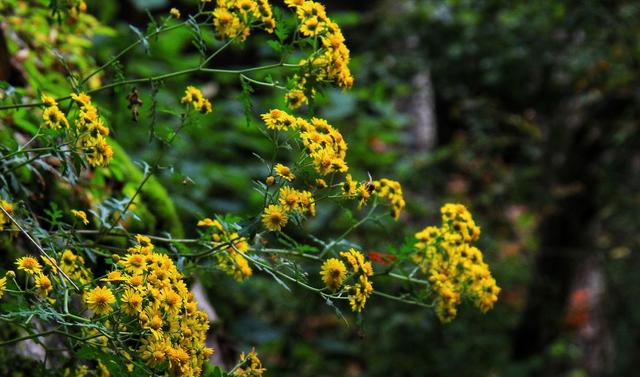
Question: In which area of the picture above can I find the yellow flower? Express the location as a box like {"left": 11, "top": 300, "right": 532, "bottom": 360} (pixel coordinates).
{"left": 162, "top": 289, "right": 182, "bottom": 314}
{"left": 296, "top": 1, "right": 326, "bottom": 21}
{"left": 297, "top": 190, "right": 316, "bottom": 216}
{"left": 342, "top": 174, "right": 357, "bottom": 197}
{"left": 71, "top": 209, "right": 89, "bottom": 225}
{"left": 233, "top": 348, "right": 266, "bottom": 377}
{"left": 274, "top": 163, "right": 295, "bottom": 181}
{"left": 120, "top": 253, "right": 147, "bottom": 275}
{"left": 285, "top": 89, "right": 308, "bottom": 109}
{"left": 339, "top": 249, "right": 367, "bottom": 273}
{"left": 261, "top": 205, "right": 288, "bottom": 232}
{"left": 266, "top": 175, "right": 275, "bottom": 186}
{"left": 320, "top": 258, "right": 347, "bottom": 291}
{"left": 71, "top": 92, "right": 92, "bottom": 106}
{"left": 278, "top": 186, "right": 300, "bottom": 212}
{"left": 284, "top": 0, "right": 304, "bottom": 7}
{"left": 300, "top": 16, "right": 323, "bottom": 37}
{"left": 15, "top": 256, "right": 42, "bottom": 275}
{"left": 217, "top": 251, "right": 253, "bottom": 282}
{"left": 180, "top": 86, "right": 212, "bottom": 113}
{"left": 0, "top": 276, "right": 6, "bottom": 299}
{"left": 102, "top": 270, "right": 124, "bottom": 282}
{"left": 42, "top": 106, "right": 69, "bottom": 129}
{"left": 169, "top": 7, "right": 181, "bottom": 18}
{"left": 0, "top": 200, "right": 13, "bottom": 231}
{"left": 375, "top": 178, "right": 405, "bottom": 220}
{"left": 236, "top": 0, "right": 257, "bottom": 15}
{"left": 121, "top": 288, "right": 143, "bottom": 315}
{"left": 34, "top": 273, "right": 52, "bottom": 297}
{"left": 261, "top": 109, "right": 295, "bottom": 130}
{"left": 41, "top": 93, "right": 57, "bottom": 107}
{"left": 348, "top": 274, "right": 373, "bottom": 312}
{"left": 139, "top": 335, "right": 168, "bottom": 368}
{"left": 84, "top": 286, "right": 116, "bottom": 315}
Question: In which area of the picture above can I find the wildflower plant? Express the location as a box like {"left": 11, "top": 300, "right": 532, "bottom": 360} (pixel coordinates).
{"left": 0, "top": 0, "right": 500, "bottom": 375}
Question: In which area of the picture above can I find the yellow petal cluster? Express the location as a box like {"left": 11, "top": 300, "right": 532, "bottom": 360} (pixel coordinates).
{"left": 319, "top": 258, "right": 346, "bottom": 291}
{"left": 180, "top": 86, "right": 212, "bottom": 113}
{"left": 84, "top": 286, "right": 115, "bottom": 315}
{"left": 339, "top": 249, "right": 374, "bottom": 312}
{"left": 59, "top": 249, "right": 93, "bottom": 285}
{"left": 233, "top": 348, "right": 266, "bottom": 377}
{"left": 0, "top": 276, "right": 6, "bottom": 300}
{"left": 41, "top": 93, "right": 70, "bottom": 129}
{"left": 211, "top": 0, "right": 275, "bottom": 41}
{"left": 15, "top": 256, "right": 42, "bottom": 276}
{"left": 341, "top": 176, "right": 406, "bottom": 220}
{"left": 285, "top": 1, "right": 354, "bottom": 108}
{"left": 198, "top": 218, "right": 253, "bottom": 281}
{"left": 261, "top": 204, "right": 288, "bottom": 232}
{"left": 298, "top": 116, "right": 348, "bottom": 176}
{"left": 72, "top": 92, "right": 113, "bottom": 167}
{"left": 0, "top": 200, "right": 13, "bottom": 231}
{"left": 274, "top": 163, "right": 295, "bottom": 181}
{"left": 89, "top": 235, "right": 215, "bottom": 376}
{"left": 414, "top": 203, "right": 500, "bottom": 323}
{"left": 261, "top": 109, "right": 296, "bottom": 131}
{"left": 70, "top": 209, "right": 89, "bottom": 225}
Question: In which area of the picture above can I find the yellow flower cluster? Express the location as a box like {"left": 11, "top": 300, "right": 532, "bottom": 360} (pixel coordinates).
{"left": 285, "top": 1, "right": 354, "bottom": 108}
{"left": 72, "top": 92, "right": 113, "bottom": 167}
{"left": 8, "top": 251, "right": 90, "bottom": 301}
{"left": 298, "top": 116, "right": 348, "bottom": 175}
{"left": 232, "top": 348, "right": 266, "bottom": 377}
{"left": 0, "top": 199, "right": 14, "bottom": 231}
{"left": 342, "top": 175, "right": 406, "bottom": 220}
{"left": 260, "top": 110, "right": 348, "bottom": 176}
{"left": 340, "top": 249, "right": 374, "bottom": 312}
{"left": 278, "top": 186, "right": 315, "bottom": 215}
{"left": 414, "top": 203, "right": 500, "bottom": 323}
{"left": 198, "top": 218, "right": 253, "bottom": 281}
{"left": 211, "top": 0, "right": 275, "bottom": 41}
{"left": 88, "top": 235, "right": 215, "bottom": 376}
{"left": 373, "top": 178, "right": 406, "bottom": 220}
{"left": 58, "top": 249, "right": 93, "bottom": 285}
{"left": 14, "top": 255, "right": 55, "bottom": 298}
{"left": 262, "top": 184, "right": 316, "bottom": 232}
{"left": 181, "top": 86, "right": 212, "bottom": 113}
{"left": 258, "top": 110, "right": 405, "bottom": 221}
{"left": 41, "top": 94, "right": 70, "bottom": 129}
{"left": 274, "top": 163, "right": 295, "bottom": 181}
